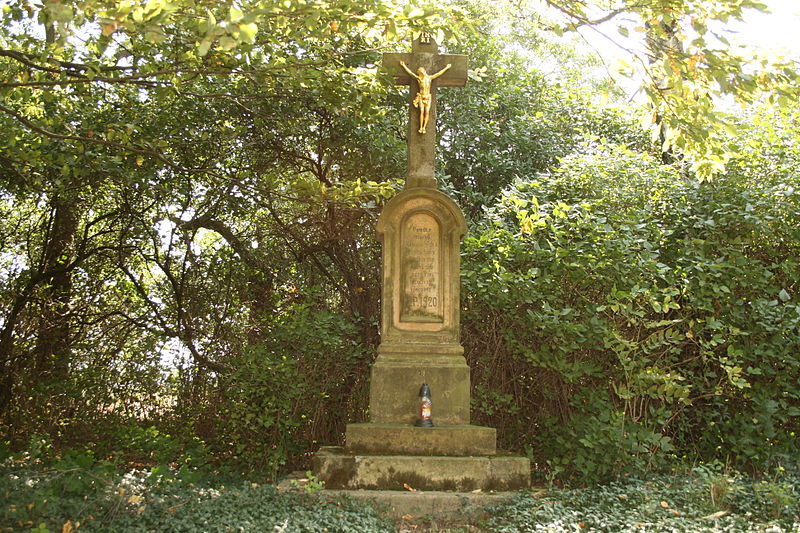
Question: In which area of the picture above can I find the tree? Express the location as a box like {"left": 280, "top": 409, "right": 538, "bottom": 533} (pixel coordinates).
{"left": 0, "top": 0, "right": 452, "bottom": 432}
{"left": 540, "top": 0, "right": 800, "bottom": 177}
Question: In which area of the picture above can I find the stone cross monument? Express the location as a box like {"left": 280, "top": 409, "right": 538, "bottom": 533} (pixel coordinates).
{"left": 313, "top": 36, "right": 530, "bottom": 493}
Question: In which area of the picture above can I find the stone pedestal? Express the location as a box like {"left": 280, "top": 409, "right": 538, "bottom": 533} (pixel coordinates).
{"left": 312, "top": 184, "right": 531, "bottom": 492}
{"left": 314, "top": 447, "right": 530, "bottom": 491}
{"left": 346, "top": 423, "right": 496, "bottom": 456}
{"left": 369, "top": 346, "right": 470, "bottom": 426}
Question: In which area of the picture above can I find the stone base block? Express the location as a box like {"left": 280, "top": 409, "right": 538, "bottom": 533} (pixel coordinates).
{"left": 313, "top": 447, "right": 530, "bottom": 491}
{"left": 346, "top": 423, "right": 496, "bottom": 456}
{"left": 321, "top": 490, "right": 517, "bottom": 521}
{"left": 370, "top": 353, "right": 470, "bottom": 425}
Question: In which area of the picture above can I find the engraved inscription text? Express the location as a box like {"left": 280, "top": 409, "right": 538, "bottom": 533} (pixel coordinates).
{"left": 400, "top": 212, "right": 443, "bottom": 322}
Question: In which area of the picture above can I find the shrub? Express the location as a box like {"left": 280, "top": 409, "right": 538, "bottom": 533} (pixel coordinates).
{"left": 463, "top": 138, "right": 800, "bottom": 482}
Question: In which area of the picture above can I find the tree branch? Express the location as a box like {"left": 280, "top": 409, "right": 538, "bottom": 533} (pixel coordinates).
{"left": 0, "top": 103, "right": 193, "bottom": 172}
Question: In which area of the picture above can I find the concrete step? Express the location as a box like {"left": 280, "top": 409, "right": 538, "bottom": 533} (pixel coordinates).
{"left": 313, "top": 446, "right": 530, "bottom": 492}
{"left": 321, "top": 489, "right": 518, "bottom": 521}
{"left": 346, "top": 423, "right": 496, "bottom": 456}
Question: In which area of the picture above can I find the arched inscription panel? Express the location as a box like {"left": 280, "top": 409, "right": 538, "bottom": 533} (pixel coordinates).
{"left": 400, "top": 212, "right": 443, "bottom": 323}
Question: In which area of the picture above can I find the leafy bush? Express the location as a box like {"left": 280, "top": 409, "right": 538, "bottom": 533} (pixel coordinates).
{"left": 206, "top": 296, "right": 373, "bottom": 475}
{"left": 463, "top": 134, "right": 800, "bottom": 482}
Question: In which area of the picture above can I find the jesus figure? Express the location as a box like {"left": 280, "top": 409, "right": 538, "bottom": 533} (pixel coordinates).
{"left": 399, "top": 61, "right": 452, "bottom": 134}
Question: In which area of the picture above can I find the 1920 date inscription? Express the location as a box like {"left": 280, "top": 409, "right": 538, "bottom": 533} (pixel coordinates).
{"left": 400, "top": 212, "right": 443, "bottom": 322}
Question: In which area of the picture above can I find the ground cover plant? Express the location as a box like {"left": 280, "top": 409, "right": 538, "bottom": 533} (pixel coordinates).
{"left": 486, "top": 470, "right": 800, "bottom": 533}
{"left": 0, "top": 443, "right": 395, "bottom": 533}
{"left": 3, "top": 441, "right": 799, "bottom": 533}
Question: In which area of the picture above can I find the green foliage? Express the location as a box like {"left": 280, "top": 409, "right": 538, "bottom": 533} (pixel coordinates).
{"left": 2, "top": 0, "right": 799, "bottom": 491}
{"left": 114, "top": 425, "right": 210, "bottom": 469}
{"left": 2, "top": 448, "right": 798, "bottom": 533}
{"left": 536, "top": 0, "right": 800, "bottom": 178}
{"left": 439, "top": 2, "right": 648, "bottom": 219}
{"left": 486, "top": 472, "right": 800, "bottom": 532}
{"left": 214, "top": 343, "right": 306, "bottom": 476}
{"left": 289, "top": 471, "right": 326, "bottom": 495}
{"left": 1, "top": 0, "right": 408, "bottom": 470}
{"left": 0, "top": 453, "right": 393, "bottom": 533}
{"left": 463, "top": 112, "right": 800, "bottom": 481}
{"left": 206, "top": 296, "right": 372, "bottom": 475}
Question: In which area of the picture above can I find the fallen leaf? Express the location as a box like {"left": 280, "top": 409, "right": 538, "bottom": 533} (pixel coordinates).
{"left": 401, "top": 514, "right": 414, "bottom": 521}
{"left": 403, "top": 483, "right": 417, "bottom": 492}
{"left": 471, "top": 489, "right": 482, "bottom": 494}
{"left": 128, "top": 495, "right": 144, "bottom": 504}
{"left": 166, "top": 502, "right": 186, "bottom": 514}
{"left": 702, "top": 511, "right": 728, "bottom": 519}
{"left": 62, "top": 521, "right": 73, "bottom": 533}
{"left": 668, "top": 509, "right": 683, "bottom": 516}
{"left": 660, "top": 501, "right": 669, "bottom": 508}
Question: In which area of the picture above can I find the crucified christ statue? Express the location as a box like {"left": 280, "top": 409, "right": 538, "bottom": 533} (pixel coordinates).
{"left": 399, "top": 61, "right": 452, "bottom": 134}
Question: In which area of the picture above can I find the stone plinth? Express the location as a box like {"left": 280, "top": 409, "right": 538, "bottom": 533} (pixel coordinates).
{"left": 370, "top": 187, "right": 471, "bottom": 425}
{"left": 320, "top": 490, "right": 517, "bottom": 521}
{"left": 313, "top": 447, "right": 530, "bottom": 492}
{"left": 346, "top": 423, "right": 496, "bottom": 456}
{"left": 369, "top": 347, "right": 470, "bottom": 425}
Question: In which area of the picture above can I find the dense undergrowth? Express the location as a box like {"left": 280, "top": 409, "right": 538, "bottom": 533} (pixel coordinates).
{"left": 487, "top": 470, "right": 800, "bottom": 533}
{"left": 0, "top": 442, "right": 395, "bottom": 533}
{"left": 3, "top": 110, "right": 799, "bottom": 488}
{"left": 2, "top": 439, "right": 799, "bottom": 533}
{"left": 463, "top": 118, "right": 800, "bottom": 482}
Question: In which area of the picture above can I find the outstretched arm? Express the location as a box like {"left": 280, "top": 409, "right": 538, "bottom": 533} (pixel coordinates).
{"left": 399, "top": 61, "right": 418, "bottom": 80}
{"left": 429, "top": 63, "right": 452, "bottom": 80}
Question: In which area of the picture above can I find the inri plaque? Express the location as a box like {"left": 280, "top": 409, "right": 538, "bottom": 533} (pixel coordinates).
{"left": 400, "top": 212, "right": 443, "bottom": 323}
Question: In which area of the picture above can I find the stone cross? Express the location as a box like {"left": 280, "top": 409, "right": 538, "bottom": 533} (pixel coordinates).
{"left": 383, "top": 36, "right": 468, "bottom": 189}
{"left": 313, "top": 37, "right": 531, "bottom": 494}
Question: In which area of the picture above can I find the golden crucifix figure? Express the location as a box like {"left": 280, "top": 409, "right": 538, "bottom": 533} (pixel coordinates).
{"left": 399, "top": 61, "right": 452, "bottom": 134}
